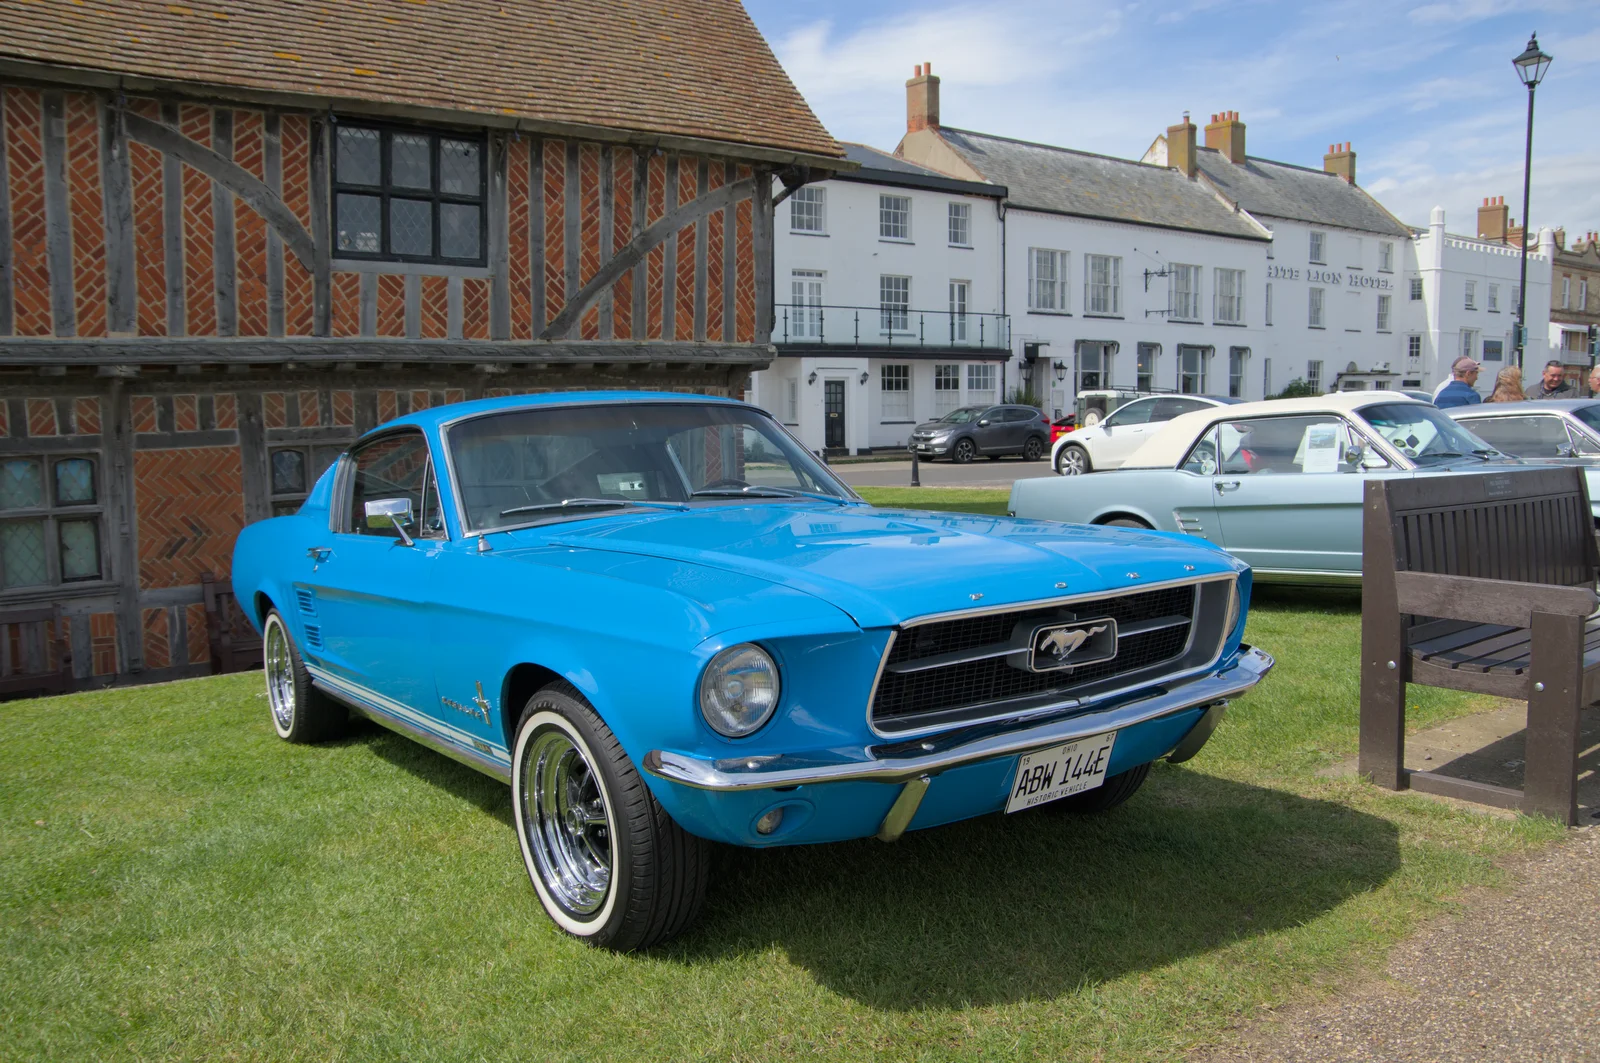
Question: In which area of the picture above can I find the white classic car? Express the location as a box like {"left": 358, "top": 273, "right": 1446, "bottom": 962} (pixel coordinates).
{"left": 1050, "top": 394, "right": 1242, "bottom": 475}
{"left": 1014, "top": 393, "right": 1521, "bottom": 583}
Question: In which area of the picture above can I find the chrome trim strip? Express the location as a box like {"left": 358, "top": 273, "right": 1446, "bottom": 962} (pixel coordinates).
{"left": 864, "top": 577, "right": 1228, "bottom": 740}
{"left": 307, "top": 666, "right": 511, "bottom": 775}
{"left": 345, "top": 696, "right": 514, "bottom": 784}
{"left": 644, "top": 645, "right": 1274, "bottom": 791}
{"left": 894, "top": 572, "right": 1233, "bottom": 629}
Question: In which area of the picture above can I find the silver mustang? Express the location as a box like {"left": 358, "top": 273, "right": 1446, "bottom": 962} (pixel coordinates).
{"left": 1009, "top": 393, "right": 1520, "bottom": 583}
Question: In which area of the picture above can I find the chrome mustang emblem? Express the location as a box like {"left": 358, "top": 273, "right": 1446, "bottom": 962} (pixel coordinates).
{"left": 1040, "top": 624, "right": 1107, "bottom": 661}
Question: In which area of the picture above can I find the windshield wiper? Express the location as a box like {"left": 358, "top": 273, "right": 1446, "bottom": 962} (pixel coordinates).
{"left": 691, "top": 485, "right": 854, "bottom": 506}
{"left": 500, "top": 497, "right": 687, "bottom": 517}
{"left": 1471, "top": 448, "right": 1503, "bottom": 460}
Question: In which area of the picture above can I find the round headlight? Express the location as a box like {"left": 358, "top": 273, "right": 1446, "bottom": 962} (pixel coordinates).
{"left": 699, "top": 644, "right": 781, "bottom": 737}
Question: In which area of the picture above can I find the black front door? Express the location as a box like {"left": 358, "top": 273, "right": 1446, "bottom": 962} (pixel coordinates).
{"left": 824, "top": 380, "right": 845, "bottom": 449}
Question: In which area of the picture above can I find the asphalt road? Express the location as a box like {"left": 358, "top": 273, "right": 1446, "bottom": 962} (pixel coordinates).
{"left": 831, "top": 457, "right": 1060, "bottom": 490}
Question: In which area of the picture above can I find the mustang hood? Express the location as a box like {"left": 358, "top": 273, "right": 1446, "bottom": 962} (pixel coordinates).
{"left": 527, "top": 504, "right": 1241, "bottom": 629}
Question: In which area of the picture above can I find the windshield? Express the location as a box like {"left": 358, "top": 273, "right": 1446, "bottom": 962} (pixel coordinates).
{"left": 446, "top": 403, "right": 856, "bottom": 531}
{"left": 1570, "top": 405, "right": 1600, "bottom": 439}
{"left": 938, "top": 407, "right": 984, "bottom": 424}
{"left": 1359, "top": 402, "right": 1499, "bottom": 466}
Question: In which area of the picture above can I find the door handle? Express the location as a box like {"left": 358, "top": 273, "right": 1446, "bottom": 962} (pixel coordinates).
{"left": 1214, "top": 480, "right": 1241, "bottom": 493}
{"left": 306, "top": 546, "right": 332, "bottom": 562}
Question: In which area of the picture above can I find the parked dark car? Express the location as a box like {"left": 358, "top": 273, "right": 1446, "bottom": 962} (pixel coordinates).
{"left": 908, "top": 405, "right": 1051, "bottom": 463}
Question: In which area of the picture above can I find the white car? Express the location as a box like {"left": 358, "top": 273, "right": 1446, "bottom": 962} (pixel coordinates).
{"left": 1051, "top": 394, "right": 1242, "bottom": 475}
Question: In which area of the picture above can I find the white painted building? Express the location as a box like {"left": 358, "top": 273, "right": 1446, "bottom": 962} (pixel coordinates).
{"left": 749, "top": 142, "right": 1007, "bottom": 455}
{"left": 1413, "top": 208, "right": 1553, "bottom": 396}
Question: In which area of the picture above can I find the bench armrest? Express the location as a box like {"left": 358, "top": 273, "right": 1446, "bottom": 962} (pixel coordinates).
{"left": 1394, "top": 571, "right": 1598, "bottom": 628}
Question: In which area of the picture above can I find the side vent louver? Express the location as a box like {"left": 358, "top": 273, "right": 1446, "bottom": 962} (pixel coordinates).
{"left": 296, "top": 588, "right": 317, "bottom": 616}
{"left": 303, "top": 624, "right": 323, "bottom": 650}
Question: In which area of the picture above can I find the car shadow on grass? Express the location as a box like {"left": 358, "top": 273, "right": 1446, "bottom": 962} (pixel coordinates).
{"left": 665, "top": 765, "right": 1400, "bottom": 1010}
{"left": 341, "top": 716, "right": 514, "bottom": 825}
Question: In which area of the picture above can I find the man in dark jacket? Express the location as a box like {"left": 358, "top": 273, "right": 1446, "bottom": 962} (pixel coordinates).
{"left": 1435, "top": 357, "right": 1483, "bottom": 409}
{"left": 1533, "top": 359, "right": 1578, "bottom": 399}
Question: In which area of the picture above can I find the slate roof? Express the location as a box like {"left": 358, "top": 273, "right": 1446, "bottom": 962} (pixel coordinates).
{"left": 934, "top": 127, "right": 1265, "bottom": 241}
{"left": 837, "top": 142, "right": 1003, "bottom": 198}
{"left": 0, "top": 0, "right": 841, "bottom": 160}
{"left": 1193, "top": 147, "right": 1410, "bottom": 237}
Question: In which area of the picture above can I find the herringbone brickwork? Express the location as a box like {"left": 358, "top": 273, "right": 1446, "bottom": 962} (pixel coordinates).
{"left": 66, "top": 92, "right": 108, "bottom": 337}
{"left": 330, "top": 271, "right": 359, "bottom": 337}
{"left": 419, "top": 275, "right": 448, "bottom": 338}
{"left": 611, "top": 149, "right": 633, "bottom": 339}
{"left": 507, "top": 140, "right": 532, "bottom": 339}
{"left": 174, "top": 394, "right": 198, "bottom": 432}
{"left": 462, "top": 277, "right": 490, "bottom": 339}
{"left": 26, "top": 399, "right": 57, "bottom": 436}
{"left": 262, "top": 392, "right": 285, "bottom": 429}
{"left": 214, "top": 394, "right": 237, "bottom": 429}
{"left": 543, "top": 140, "right": 565, "bottom": 324}
{"left": 179, "top": 105, "right": 216, "bottom": 336}
{"left": 376, "top": 273, "right": 404, "bottom": 336}
{"left": 706, "top": 164, "right": 725, "bottom": 342}
{"left": 332, "top": 390, "right": 354, "bottom": 426}
{"left": 75, "top": 397, "right": 100, "bottom": 434}
{"left": 135, "top": 446, "right": 244, "bottom": 589}
{"left": 128, "top": 125, "right": 168, "bottom": 336}
{"left": 298, "top": 390, "right": 319, "bottom": 427}
{"left": 377, "top": 390, "right": 397, "bottom": 423}
{"left": 646, "top": 153, "right": 665, "bottom": 340}
{"left": 132, "top": 396, "right": 156, "bottom": 432}
{"left": 141, "top": 607, "right": 170, "bottom": 669}
{"left": 89, "top": 611, "right": 117, "bottom": 676}
{"left": 232, "top": 109, "right": 270, "bottom": 337}
{"left": 674, "top": 158, "right": 697, "bottom": 342}
{"left": 280, "top": 114, "right": 314, "bottom": 335}
{"left": 185, "top": 602, "right": 208, "bottom": 665}
{"left": 736, "top": 174, "right": 754, "bottom": 343}
{"left": 7, "top": 87, "right": 53, "bottom": 336}
{"left": 578, "top": 143, "right": 601, "bottom": 340}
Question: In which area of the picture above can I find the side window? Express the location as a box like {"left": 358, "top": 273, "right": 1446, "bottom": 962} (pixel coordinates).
{"left": 1461, "top": 415, "right": 1570, "bottom": 459}
{"left": 1565, "top": 423, "right": 1600, "bottom": 455}
{"left": 1003, "top": 407, "right": 1034, "bottom": 423}
{"left": 980, "top": 407, "right": 1003, "bottom": 424}
{"left": 1104, "top": 399, "right": 1156, "bottom": 426}
{"left": 1198, "top": 415, "right": 1380, "bottom": 475}
{"left": 1181, "top": 425, "right": 1221, "bottom": 474}
{"left": 346, "top": 431, "right": 438, "bottom": 537}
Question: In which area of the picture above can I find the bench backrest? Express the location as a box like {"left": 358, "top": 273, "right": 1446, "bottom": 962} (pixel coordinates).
{"left": 1365, "top": 468, "right": 1599, "bottom": 590}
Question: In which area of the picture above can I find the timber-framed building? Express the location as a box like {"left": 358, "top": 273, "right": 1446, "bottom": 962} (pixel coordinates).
{"left": 0, "top": 0, "right": 842, "bottom": 686}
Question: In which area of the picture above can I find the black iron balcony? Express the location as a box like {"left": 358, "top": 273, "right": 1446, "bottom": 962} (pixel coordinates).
{"left": 776, "top": 304, "right": 1011, "bottom": 352}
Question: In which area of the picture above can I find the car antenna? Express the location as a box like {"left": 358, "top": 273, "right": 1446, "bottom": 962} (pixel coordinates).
{"left": 478, "top": 532, "right": 492, "bottom": 553}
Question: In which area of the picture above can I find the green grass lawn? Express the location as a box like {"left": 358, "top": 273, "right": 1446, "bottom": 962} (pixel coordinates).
{"left": 855, "top": 486, "right": 1011, "bottom": 516}
{"left": 1, "top": 567, "right": 1561, "bottom": 1061}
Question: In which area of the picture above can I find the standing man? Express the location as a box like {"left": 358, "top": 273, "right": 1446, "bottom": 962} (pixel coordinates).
{"left": 1532, "top": 359, "right": 1577, "bottom": 399}
{"left": 1434, "top": 357, "right": 1483, "bottom": 409}
{"left": 1587, "top": 364, "right": 1600, "bottom": 398}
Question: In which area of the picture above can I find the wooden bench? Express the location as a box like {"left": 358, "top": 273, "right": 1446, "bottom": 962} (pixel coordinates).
{"left": 1359, "top": 467, "right": 1598, "bottom": 825}
{"left": 0, "top": 604, "right": 74, "bottom": 700}
{"left": 202, "top": 573, "right": 263, "bottom": 675}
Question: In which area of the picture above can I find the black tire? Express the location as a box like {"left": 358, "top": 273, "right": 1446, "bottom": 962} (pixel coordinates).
{"left": 952, "top": 438, "right": 976, "bottom": 464}
{"left": 511, "top": 682, "right": 709, "bottom": 951}
{"left": 1103, "top": 517, "right": 1152, "bottom": 529}
{"left": 1050, "top": 762, "right": 1151, "bottom": 814}
{"left": 1056, "top": 444, "right": 1091, "bottom": 476}
{"left": 262, "top": 609, "right": 345, "bottom": 743}
{"left": 1022, "top": 435, "right": 1045, "bottom": 461}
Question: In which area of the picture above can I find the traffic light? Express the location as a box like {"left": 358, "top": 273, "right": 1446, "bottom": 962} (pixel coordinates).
{"left": 1590, "top": 325, "right": 1598, "bottom": 357}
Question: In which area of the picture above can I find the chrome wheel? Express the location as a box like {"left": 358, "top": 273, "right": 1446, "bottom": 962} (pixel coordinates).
{"left": 521, "top": 728, "right": 613, "bottom": 917}
{"left": 264, "top": 616, "right": 295, "bottom": 734}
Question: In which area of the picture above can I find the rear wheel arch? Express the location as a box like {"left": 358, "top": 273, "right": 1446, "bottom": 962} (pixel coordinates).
{"left": 253, "top": 591, "right": 277, "bottom": 628}
{"left": 1093, "top": 512, "right": 1154, "bottom": 530}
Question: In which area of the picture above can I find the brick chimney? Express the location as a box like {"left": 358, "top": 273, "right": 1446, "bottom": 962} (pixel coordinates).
{"left": 1204, "top": 110, "right": 1246, "bottom": 164}
{"left": 906, "top": 61, "right": 939, "bottom": 134}
{"left": 1323, "top": 142, "right": 1355, "bottom": 184}
{"left": 1477, "top": 196, "right": 1509, "bottom": 242}
{"left": 1168, "top": 111, "right": 1197, "bottom": 178}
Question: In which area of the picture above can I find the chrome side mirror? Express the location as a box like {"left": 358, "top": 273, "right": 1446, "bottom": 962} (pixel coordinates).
{"left": 1556, "top": 443, "right": 1576, "bottom": 458}
{"left": 1343, "top": 443, "right": 1365, "bottom": 468}
{"left": 365, "top": 497, "right": 416, "bottom": 546}
{"left": 977, "top": 419, "right": 990, "bottom": 427}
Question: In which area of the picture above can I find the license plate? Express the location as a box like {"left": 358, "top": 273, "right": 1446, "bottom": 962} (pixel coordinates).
{"left": 1005, "top": 730, "right": 1118, "bottom": 813}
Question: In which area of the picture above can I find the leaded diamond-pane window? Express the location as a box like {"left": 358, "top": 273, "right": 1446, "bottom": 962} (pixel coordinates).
{"left": 270, "top": 446, "right": 345, "bottom": 517}
{"left": 0, "top": 455, "right": 103, "bottom": 589}
{"left": 333, "top": 120, "right": 486, "bottom": 265}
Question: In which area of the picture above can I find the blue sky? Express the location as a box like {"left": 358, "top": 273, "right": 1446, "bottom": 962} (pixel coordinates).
{"left": 744, "top": 0, "right": 1600, "bottom": 240}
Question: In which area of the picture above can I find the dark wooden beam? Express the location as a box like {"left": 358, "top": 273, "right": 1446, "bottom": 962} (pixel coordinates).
{"left": 263, "top": 112, "right": 286, "bottom": 337}
{"left": 308, "top": 116, "right": 332, "bottom": 336}
{"left": 101, "top": 98, "right": 137, "bottom": 335}
{"left": 488, "top": 132, "right": 510, "bottom": 341}
{"left": 0, "top": 89, "right": 13, "bottom": 337}
{"left": 160, "top": 103, "right": 186, "bottom": 336}
{"left": 0, "top": 338, "right": 777, "bottom": 368}
{"left": 41, "top": 91, "right": 75, "bottom": 336}
{"left": 211, "top": 109, "right": 238, "bottom": 337}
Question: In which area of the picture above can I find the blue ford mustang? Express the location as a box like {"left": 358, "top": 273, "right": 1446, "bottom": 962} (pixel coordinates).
{"left": 232, "top": 392, "right": 1273, "bottom": 950}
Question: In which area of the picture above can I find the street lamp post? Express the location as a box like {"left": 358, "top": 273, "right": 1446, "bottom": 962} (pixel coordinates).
{"left": 1512, "top": 33, "right": 1552, "bottom": 369}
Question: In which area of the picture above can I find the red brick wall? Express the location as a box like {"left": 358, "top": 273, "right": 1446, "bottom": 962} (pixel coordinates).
{"left": 705, "top": 164, "right": 726, "bottom": 342}
{"left": 578, "top": 143, "right": 601, "bottom": 340}
{"left": 232, "top": 110, "right": 270, "bottom": 337}
{"left": 134, "top": 446, "right": 245, "bottom": 589}
{"left": 507, "top": 140, "right": 533, "bottom": 339}
{"left": 129, "top": 99, "right": 168, "bottom": 337}
{"left": 420, "top": 275, "right": 448, "bottom": 338}
{"left": 612, "top": 149, "right": 634, "bottom": 339}
{"left": 675, "top": 160, "right": 698, "bottom": 342}
{"left": 65, "top": 92, "right": 107, "bottom": 337}
{"left": 543, "top": 140, "right": 566, "bottom": 326}
{"left": 178, "top": 105, "right": 216, "bottom": 337}
{"left": 280, "top": 114, "right": 315, "bottom": 336}
{"left": 6, "top": 87, "right": 52, "bottom": 336}
{"left": 646, "top": 153, "right": 666, "bottom": 340}
{"left": 376, "top": 273, "right": 405, "bottom": 337}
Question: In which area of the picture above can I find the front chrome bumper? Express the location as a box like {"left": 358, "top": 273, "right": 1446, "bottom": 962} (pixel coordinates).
{"left": 644, "top": 644, "right": 1274, "bottom": 792}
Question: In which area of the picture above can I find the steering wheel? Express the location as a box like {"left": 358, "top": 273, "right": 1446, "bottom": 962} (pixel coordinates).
{"left": 700, "top": 478, "right": 750, "bottom": 490}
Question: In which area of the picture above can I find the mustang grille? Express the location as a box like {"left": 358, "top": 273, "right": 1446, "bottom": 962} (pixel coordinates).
{"left": 870, "top": 582, "right": 1226, "bottom": 733}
